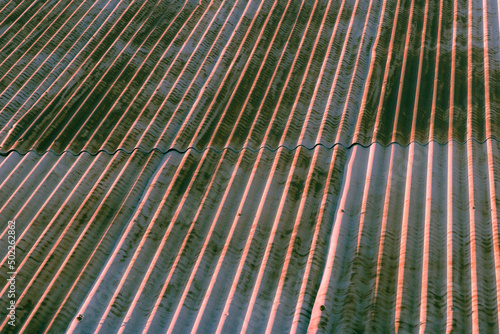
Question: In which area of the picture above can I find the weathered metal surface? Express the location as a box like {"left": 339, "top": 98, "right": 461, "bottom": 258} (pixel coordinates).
{"left": 1, "top": 0, "right": 498, "bottom": 155}
{"left": 1, "top": 141, "right": 500, "bottom": 332}
{"left": 1, "top": 0, "right": 500, "bottom": 333}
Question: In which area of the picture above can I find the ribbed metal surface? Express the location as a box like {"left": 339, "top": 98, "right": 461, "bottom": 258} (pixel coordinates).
{"left": 1, "top": 0, "right": 499, "bottom": 155}
{"left": 1, "top": 0, "right": 500, "bottom": 332}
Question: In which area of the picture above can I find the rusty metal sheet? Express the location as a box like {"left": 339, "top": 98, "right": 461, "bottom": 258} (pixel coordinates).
{"left": 1, "top": 0, "right": 500, "bottom": 332}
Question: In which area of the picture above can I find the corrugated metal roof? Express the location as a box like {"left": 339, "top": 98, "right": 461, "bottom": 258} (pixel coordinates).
{"left": 1, "top": 0, "right": 500, "bottom": 332}
{"left": 1, "top": 0, "right": 499, "bottom": 155}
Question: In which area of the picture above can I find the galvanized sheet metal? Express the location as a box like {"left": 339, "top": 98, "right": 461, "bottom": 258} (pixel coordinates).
{"left": 0, "top": 0, "right": 499, "bottom": 155}
{"left": 1, "top": 0, "right": 500, "bottom": 333}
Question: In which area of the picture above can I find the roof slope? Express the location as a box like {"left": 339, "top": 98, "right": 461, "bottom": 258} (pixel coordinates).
{"left": 1, "top": 0, "right": 500, "bottom": 333}
{"left": 2, "top": 140, "right": 500, "bottom": 332}
{"left": 0, "top": 0, "right": 498, "bottom": 155}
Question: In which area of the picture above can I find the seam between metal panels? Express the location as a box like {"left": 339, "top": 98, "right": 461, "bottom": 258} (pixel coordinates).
{"left": 0, "top": 137, "right": 499, "bottom": 157}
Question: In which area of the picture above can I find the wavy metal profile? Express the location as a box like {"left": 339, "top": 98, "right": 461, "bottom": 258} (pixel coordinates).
{"left": 1, "top": 0, "right": 500, "bottom": 333}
